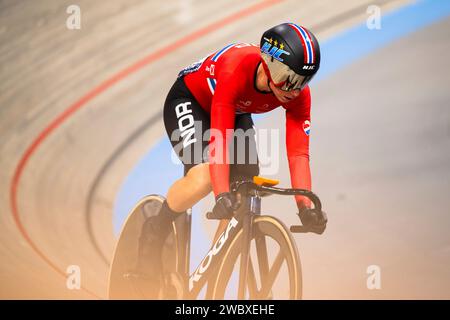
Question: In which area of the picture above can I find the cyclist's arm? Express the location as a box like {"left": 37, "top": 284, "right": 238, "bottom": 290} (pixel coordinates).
{"left": 209, "top": 73, "right": 241, "bottom": 196}
{"left": 285, "top": 86, "right": 312, "bottom": 208}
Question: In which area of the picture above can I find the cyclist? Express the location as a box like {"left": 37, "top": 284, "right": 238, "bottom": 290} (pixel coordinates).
{"left": 135, "top": 22, "right": 327, "bottom": 295}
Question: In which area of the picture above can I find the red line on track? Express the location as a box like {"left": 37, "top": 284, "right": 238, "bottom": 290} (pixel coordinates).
{"left": 9, "top": 0, "right": 283, "bottom": 299}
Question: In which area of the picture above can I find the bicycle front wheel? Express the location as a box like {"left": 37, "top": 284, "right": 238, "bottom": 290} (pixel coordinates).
{"left": 209, "top": 215, "right": 302, "bottom": 299}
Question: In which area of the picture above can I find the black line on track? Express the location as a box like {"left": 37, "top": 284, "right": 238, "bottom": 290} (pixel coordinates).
{"left": 84, "top": 111, "right": 162, "bottom": 265}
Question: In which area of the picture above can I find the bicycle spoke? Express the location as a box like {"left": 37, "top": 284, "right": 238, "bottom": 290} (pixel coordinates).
{"left": 247, "top": 258, "right": 259, "bottom": 299}
{"left": 255, "top": 234, "right": 270, "bottom": 287}
{"left": 260, "top": 250, "right": 284, "bottom": 298}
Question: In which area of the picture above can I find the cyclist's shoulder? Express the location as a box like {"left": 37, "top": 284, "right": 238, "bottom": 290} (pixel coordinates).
{"left": 219, "top": 44, "right": 260, "bottom": 70}
{"left": 216, "top": 44, "right": 260, "bottom": 83}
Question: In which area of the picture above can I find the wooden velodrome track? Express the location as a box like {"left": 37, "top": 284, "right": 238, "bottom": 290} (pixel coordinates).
{"left": 4, "top": 0, "right": 445, "bottom": 299}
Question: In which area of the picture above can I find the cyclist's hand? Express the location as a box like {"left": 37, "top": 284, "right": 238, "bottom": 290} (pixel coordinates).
{"left": 212, "top": 192, "right": 236, "bottom": 219}
{"left": 298, "top": 207, "right": 328, "bottom": 235}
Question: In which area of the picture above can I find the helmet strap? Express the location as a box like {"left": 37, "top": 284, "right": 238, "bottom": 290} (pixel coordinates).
{"left": 260, "top": 59, "right": 273, "bottom": 82}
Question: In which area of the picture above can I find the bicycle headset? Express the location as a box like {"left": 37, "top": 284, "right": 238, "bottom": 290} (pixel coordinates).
{"left": 260, "top": 23, "right": 321, "bottom": 91}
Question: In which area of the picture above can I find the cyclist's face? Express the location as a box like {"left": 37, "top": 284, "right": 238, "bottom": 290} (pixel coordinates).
{"left": 269, "top": 81, "right": 301, "bottom": 103}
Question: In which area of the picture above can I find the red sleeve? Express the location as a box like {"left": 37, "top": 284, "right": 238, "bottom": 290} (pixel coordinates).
{"left": 209, "top": 73, "right": 243, "bottom": 196}
{"left": 285, "top": 86, "right": 312, "bottom": 208}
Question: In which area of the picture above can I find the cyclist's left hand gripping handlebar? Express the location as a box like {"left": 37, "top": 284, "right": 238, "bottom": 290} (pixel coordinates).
{"left": 288, "top": 190, "right": 327, "bottom": 234}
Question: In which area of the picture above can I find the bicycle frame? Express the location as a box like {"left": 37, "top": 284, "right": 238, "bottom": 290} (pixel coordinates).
{"left": 173, "top": 190, "right": 261, "bottom": 299}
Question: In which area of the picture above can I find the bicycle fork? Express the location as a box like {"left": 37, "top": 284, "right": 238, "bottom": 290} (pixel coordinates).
{"left": 238, "top": 194, "right": 260, "bottom": 299}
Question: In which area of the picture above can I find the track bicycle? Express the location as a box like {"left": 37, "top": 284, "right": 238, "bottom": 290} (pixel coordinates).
{"left": 108, "top": 176, "right": 324, "bottom": 299}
